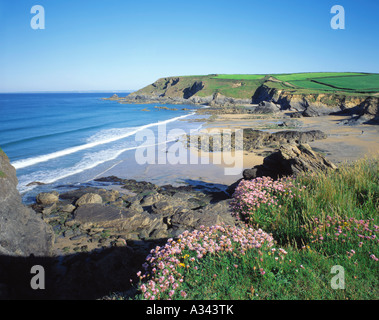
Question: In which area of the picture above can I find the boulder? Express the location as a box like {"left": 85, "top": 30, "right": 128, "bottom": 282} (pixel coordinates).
{"left": 255, "top": 101, "right": 281, "bottom": 114}
{"left": 249, "top": 144, "right": 336, "bottom": 178}
{"left": 73, "top": 204, "right": 163, "bottom": 235}
{"left": 75, "top": 193, "right": 103, "bottom": 207}
{"left": 61, "top": 204, "right": 76, "bottom": 213}
{"left": 170, "top": 199, "right": 238, "bottom": 230}
{"left": 36, "top": 191, "right": 59, "bottom": 205}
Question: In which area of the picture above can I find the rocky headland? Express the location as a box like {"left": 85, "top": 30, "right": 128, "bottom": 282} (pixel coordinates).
{"left": 104, "top": 75, "right": 379, "bottom": 125}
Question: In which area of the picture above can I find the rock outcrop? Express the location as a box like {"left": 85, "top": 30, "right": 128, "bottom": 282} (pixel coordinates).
{"left": 357, "top": 97, "right": 379, "bottom": 124}
{"left": 228, "top": 144, "right": 337, "bottom": 195}
{"left": 0, "top": 149, "right": 54, "bottom": 257}
{"left": 187, "top": 129, "right": 327, "bottom": 152}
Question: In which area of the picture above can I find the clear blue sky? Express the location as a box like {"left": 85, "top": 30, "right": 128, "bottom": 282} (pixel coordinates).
{"left": 0, "top": 0, "right": 378, "bottom": 92}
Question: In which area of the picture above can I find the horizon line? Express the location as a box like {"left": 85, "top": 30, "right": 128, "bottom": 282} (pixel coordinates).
{"left": 0, "top": 90, "right": 135, "bottom": 94}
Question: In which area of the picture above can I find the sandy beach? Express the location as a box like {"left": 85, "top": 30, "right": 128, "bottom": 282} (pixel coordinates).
{"left": 201, "top": 112, "right": 379, "bottom": 165}
{"left": 82, "top": 111, "right": 379, "bottom": 190}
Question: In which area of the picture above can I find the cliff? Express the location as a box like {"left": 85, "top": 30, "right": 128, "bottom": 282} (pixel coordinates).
{"left": 0, "top": 148, "right": 54, "bottom": 257}
{"left": 108, "top": 74, "right": 379, "bottom": 123}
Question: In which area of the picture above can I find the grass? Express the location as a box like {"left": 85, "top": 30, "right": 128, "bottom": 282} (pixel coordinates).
{"left": 289, "top": 80, "right": 338, "bottom": 91}
{"left": 272, "top": 73, "right": 379, "bottom": 94}
{"left": 272, "top": 72, "right": 367, "bottom": 82}
{"left": 212, "top": 74, "right": 266, "bottom": 80}
{"left": 313, "top": 74, "right": 379, "bottom": 92}
{"left": 130, "top": 157, "right": 378, "bottom": 300}
{"left": 130, "top": 72, "right": 379, "bottom": 102}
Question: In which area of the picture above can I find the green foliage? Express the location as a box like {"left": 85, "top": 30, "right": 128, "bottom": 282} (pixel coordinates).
{"left": 131, "top": 157, "right": 378, "bottom": 300}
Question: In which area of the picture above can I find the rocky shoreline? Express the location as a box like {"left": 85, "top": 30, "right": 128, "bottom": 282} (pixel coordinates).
{"left": 0, "top": 133, "right": 339, "bottom": 299}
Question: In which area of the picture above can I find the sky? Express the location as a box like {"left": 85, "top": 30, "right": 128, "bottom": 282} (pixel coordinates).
{"left": 0, "top": 0, "right": 378, "bottom": 92}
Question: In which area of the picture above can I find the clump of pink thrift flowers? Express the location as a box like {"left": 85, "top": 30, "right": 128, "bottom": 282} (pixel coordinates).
{"left": 231, "top": 176, "right": 304, "bottom": 222}
{"left": 135, "top": 224, "right": 274, "bottom": 300}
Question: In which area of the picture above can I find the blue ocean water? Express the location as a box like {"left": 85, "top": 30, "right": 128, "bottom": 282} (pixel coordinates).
{"left": 0, "top": 93, "right": 204, "bottom": 194}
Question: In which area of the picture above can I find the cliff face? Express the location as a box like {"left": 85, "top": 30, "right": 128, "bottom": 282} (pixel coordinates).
{"left": 252, "top": 85, "right": 378, "bottom": 116}
{"left": 0, "top": 149, "right": 54, "bottom": 257}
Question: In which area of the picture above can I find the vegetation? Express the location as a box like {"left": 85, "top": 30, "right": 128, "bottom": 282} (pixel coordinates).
{"left": 131, "top": 158, "right": 378, "bottom": 300}
{"left": 133, "top": 72, "right": 379, "bottom": 101}
{"left": 212, "top": 74, "right": 266, "bottom": 80}
{"left": 312, "top": 74, "right": 379, "bottom": 92}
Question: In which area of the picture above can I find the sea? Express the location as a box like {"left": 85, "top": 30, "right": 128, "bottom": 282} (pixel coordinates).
{"left": 0, "top": 92, "right": 206, "bottom": 201}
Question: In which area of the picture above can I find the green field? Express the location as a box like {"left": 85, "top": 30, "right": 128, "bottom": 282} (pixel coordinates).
{"left": 131, "top": 72, "right": 379, "bottom": 101}
{"left": 272, "top": 72, "right": 367, "bottom": 82}
{"left": 313, "top": 74, "right": 379, "bottom": 91}
{"left": 211, "top": 72, "right": 379, "bottom": 93}
{"left": 212, "top": 74, "right": 266, "bottom": 80}
{"left": 198, "top": 72, "right": 379, "bottom": 95}
{"left": 289, "top": 80, "right": 337, "bottom": 91}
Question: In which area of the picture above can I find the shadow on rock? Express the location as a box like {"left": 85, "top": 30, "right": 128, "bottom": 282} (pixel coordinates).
{"left": 0, "top": 238, "right": 167, "bottom": 300}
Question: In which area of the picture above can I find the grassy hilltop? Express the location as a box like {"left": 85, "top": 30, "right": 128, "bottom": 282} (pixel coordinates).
{"left": 130, "top": 72, "right": 379, "bottom": 100}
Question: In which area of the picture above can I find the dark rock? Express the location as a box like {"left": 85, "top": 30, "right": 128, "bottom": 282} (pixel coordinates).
{"left": 0, "top": 149, "right": 54, "bottom": 256}
{"left": 122, "top": 179, "right": 157, "bottom": 193}
{"left": 94, "top": 176, "right": 126, "bottom": 184}
{"left": 26, "top": 181, "right": 45, "bottom": 187}
{"left": 290, "top": 112, "right": 303, "bottom": 118}
{"left": 190, "top": 128, "right": 327, "bottom": 152}
{"left": 73, "top": 204, "right": 163, "bottom": 235}
{"left": 357, "top": 97, "right": 379, "bottom": 124}
{"left": 228, "top": 144, "right": 337, "bottom": 195}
